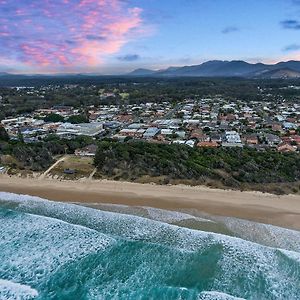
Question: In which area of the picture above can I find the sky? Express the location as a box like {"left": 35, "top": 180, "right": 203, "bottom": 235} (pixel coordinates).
{"left": 1, "top": 0, "right": 300, "bottom": 74}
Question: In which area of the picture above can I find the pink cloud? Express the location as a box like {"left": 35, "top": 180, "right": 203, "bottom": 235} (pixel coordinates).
{"left": 280, "top": 52, "right": 300, "bottom": 62}
{"left": 74, "top": 5, "right": 143, "bottom": 67}
{"left": 0, "top": 0, "right": 147, "bottom": 72}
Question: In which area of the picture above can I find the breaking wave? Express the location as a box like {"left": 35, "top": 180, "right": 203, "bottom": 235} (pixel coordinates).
{"left": 0, "top": 192, "right": 299, "bottom": 300}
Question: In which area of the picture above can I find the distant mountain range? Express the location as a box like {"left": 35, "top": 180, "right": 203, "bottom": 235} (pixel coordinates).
{"left": 127, "top": 60, "right": 300, "bottom": 79}
{"left": 2, "top": 60, "right": 300, "bottom": 83}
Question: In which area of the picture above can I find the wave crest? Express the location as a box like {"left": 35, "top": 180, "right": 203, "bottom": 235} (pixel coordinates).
{"left": 0, "top": 192, "right": 300, "bottom": 299}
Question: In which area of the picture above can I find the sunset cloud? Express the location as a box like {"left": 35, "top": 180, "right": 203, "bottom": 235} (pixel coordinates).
{"left": 0, "top": 0, "right": 145, "bottom": 72}
{"left": 2, "top": 1, "right": 300, "bottom": 74}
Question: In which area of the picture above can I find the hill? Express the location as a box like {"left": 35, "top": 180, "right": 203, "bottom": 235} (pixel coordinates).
{"left": 127, "top": 60, "right": 300, "bottom": 78}
{"left": 127, "top": 68, "right": 156, "bottom": 76}
{"left": 2, "top": 60, "right": 300, "bottom": 85}
{"left": 253, "top": 68, "right": 300, "bottom": 79}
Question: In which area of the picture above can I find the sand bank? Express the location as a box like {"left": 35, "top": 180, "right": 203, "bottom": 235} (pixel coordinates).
{"left": 0, "top": 175, "right": 300, "bottom": 230}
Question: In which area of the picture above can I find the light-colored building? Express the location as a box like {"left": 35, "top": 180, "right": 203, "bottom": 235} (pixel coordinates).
{"left": 143, "top": 127, "right": 160, "bottom": 139}
{"left": 161, "top": 129, "right": 173, "bottom": 136}
{"left": 224, "top": 131, "right": 242, "bottom": 144}
{"left": 75, "top": 144, "right": 98, "bottom": 157}
{"left": 57, "top": 122, "right": 104, "bottom": 138}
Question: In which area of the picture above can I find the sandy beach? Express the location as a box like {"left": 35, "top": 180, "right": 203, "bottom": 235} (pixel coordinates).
{"left": 0, "top": 174, "right": 300, "bottom": 230}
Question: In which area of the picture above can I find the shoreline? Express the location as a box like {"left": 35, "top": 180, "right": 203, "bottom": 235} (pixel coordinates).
{"left": 0, "top": 175, "right": 300, "bottom": 230}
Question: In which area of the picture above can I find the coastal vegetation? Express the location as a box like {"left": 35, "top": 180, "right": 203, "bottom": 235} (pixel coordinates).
{"left": 1, "top": 129, "right": 300, "bottom": 193}
{"left": 0, "top": 132, "right": 93, "bottom": 171}
{"left": 94, "top": 141, "right": 300, "bottom": 194}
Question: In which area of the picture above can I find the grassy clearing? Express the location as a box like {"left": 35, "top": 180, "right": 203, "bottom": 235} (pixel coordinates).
{"left": 49, "top": 155, "right": 94, "bottom": 179}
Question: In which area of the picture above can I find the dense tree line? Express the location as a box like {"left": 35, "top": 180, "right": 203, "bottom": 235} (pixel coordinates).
{"left": 1, "top": 78, "right": 300, "bottom": 119}
{"left": 44, "top": 113, "right": 89, "bottom": 124}
{"left": 0, "top": 127, "right": 9, "bottom": 141}
{"left": 94, "top": 141, "right": 300, "bottom": 189}
{"left": 0, "top": 133, "right": 93, "bottom": 171}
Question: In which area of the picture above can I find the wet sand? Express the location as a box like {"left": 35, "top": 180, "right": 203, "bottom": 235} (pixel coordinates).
{"left": 0, "top": 175, "right": 300, "bottom": 230}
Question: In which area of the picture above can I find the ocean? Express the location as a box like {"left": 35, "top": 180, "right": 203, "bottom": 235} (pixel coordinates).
{"left": 0, "top": 192, "right": 299, "bottom": 300}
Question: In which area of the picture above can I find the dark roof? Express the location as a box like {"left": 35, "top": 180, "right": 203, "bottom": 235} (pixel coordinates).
{"left": 64, "top": 168, "right": 76, "bottom": 174}
{"left": 77, "top": 144, "right": 97, "bottom": 153}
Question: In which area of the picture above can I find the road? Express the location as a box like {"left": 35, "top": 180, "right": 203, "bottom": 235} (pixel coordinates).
{"left": 162, "top": 103, "right": 182, "bottom": 120}
{"left": 39, "top": 156, "right": 66, "bottom": 179}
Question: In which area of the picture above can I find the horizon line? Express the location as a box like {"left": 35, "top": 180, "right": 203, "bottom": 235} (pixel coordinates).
{"left": 2, "top": 58, "right": 300, "bottom": 76}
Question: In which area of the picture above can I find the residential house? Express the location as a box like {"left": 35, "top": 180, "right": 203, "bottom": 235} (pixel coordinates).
{"left": 143, "top": 127, "right": 160, "bottom": 139}
{"left": 264, "top": 133, "right": 282, "bottom": 147}
{"left": 243, "top": 134, "right": 259, "bottom": 145}
{"left": 75, "top": 144, "right": 98, "bottom": 157}
{"left": 277, "top": 143, "right": 296, "bottom": 153}
{"left": 224, "top": 131, "right": 242, "bottom": 144}
{"left": 197, "top": 141, "right": 219, "bottom": 148}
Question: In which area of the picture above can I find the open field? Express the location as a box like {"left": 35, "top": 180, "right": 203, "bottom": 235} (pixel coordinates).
{"left": 46, "top": 155, "right": 95, "bottom": 179}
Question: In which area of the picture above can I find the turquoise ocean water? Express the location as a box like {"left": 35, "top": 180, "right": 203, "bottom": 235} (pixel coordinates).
{"left": 0, "top": 192, "right": 300, "bottom": 300}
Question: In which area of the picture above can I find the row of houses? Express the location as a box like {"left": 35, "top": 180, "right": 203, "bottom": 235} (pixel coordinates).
{"left": 1, "top": 96, "right": 299, "bottom": 153}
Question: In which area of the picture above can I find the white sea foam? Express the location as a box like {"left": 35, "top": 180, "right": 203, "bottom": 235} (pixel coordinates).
{"left": 212, "top": 216, "right": 300, "bottom": 252}
{"left": 0, "top": 191, "right": 299, "bottom": 253}
{"left": 0, "top": 279, "right": 38, "bottom": 300}
{"left": 0, "top": 192, "right": 300, "bottom": 299}
{"left": 144, "top": 206, "right": 214, "bottom": 223}
{"left": 65, "top": 202, "right": 215, "bottom": 225}
{"left": 279, "top": 249, "right": 300, "bottom": 263}
{"left": 0, "top": 196, "right": 115, "bottom": 287}
{"left": 142, "top": 206, "right": 300, "bottom": 254}
{"left": 198, "top": 291, "right": 245, "bottom": 300}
